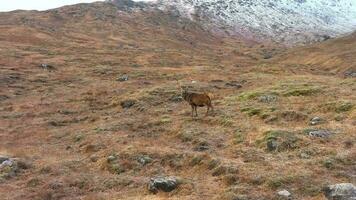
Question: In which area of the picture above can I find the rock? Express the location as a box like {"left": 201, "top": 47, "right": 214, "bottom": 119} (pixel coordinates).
{"left": 107, "top": 155, "right": 117, "bottom": 163}
{"left": 0, "top": 155, "right": 9, "bottom": 163}
{"left": 120, "top": 99, "right": 136, "bottom": 109}
{"left": 309, "top": 117, "right": 325, "bottom": 125}
{"left": 169, "top": 94, "right": 183, "bottom": 102}
{"left": 308, "top": 130, "right": 334, "bottom": 138}
{"left": 117, "top": 74, "right": 129, "bottom": 82}
{"left": 323, "top": 183, "right": 356, "bottom": 200}
{"left": 148, "top": 176, "right": 179, "bottom": 193}
{"left": 39, "top": 63, "right": 56, "bottom": 71}
{"left": 0, "top": 159, "right": 14, "bottom": 168}
{"left": 225, "top": 81, "right": 242, "bottom": 89}
{"left": 299, "top": 153, "right": 310, "bottom": 159}
{"left": 137, "top": 155, "right": 152, "bottom": 166}
{"left": 193, "top": 141, "right": 210, "bottom": 151}
{"left": 90, "top": 155, "right": 99, "bottom": 162}
{"left": 344, "top": 69, "right": 356, "bottom": 78}
{"left": 267, "top": 139, "right": 278, "bottom": 151}
{"left": 277, "top": 189, "right": 292, "bottom": 199}
{"left": 258, "top": 95, "right": 277, "bottom": 103}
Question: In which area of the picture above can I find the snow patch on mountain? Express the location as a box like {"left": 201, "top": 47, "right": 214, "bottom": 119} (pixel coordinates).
{"left": 156, "top": 0, "right": 356, "bottom": 45}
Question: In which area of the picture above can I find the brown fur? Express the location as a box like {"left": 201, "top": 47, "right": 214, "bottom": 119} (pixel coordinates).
{"left": 177, "top": 81, "right": 214, "bottom": 117}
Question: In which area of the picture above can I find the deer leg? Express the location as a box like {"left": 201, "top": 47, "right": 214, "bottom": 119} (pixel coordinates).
{"left": 206, "top": 106, "right": 210, "bottom": 116}
{"left": 195, "top": 106, "right": 198, "bottom": 117}
{"left": 191, "top": 105, "right": 194, "bottom": 117}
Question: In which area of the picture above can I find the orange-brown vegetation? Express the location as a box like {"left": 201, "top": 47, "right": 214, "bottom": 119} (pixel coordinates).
{"left": 0, "top": 2, "right": 355, "bottom": 200}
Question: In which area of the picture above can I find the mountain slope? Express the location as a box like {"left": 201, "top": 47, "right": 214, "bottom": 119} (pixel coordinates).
{"left": 156, "top": 0, "right": 356, "bottom": 45}
{"left": 277, "top": 31, "right": 356, "bottom": 75}
{"left": 0, "top": 1, "right": 355, "bottom": 200}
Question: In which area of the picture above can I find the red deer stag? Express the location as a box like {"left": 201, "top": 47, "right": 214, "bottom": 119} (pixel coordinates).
{"left": 177, "top": 80, "right": 214, "bottom": 117}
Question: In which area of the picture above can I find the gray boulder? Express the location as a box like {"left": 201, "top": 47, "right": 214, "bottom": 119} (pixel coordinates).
{"left": 258, "top": 95, "right": 277, "bottom": 103}
{"left": 117, "top": 74, "right": 129, "bottom": 82}
{"left": 120, "top": 99, "right": 136, "bottom": 109}
{"left": 148, "top": 176, "right": 179, "bottom": 193}
{"left": 137, "top": 155, "right": 152, "bottom": 166}
{"left": 309, "top": 117, "right": 325, "bottom": 125}
{"left": 323, "top": 183, "right": 356, "bottom": 200}
{"left": 308, "top": 130, "right": 334, "bottom": 138}
{"left": 0, "top": 155, "right": 9, "bottom": 163}
{"left": 277, "top": 189, "right": 292, "bottom": 199}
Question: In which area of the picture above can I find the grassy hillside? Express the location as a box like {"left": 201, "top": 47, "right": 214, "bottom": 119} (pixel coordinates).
{"left": 0, "top": 2, "right": 355, "bottom": 200}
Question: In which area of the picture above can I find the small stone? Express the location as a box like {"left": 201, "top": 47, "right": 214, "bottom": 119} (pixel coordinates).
{"left": 169, "top": 94, "right": 183, "bottom": 102}
{"left": 107, "top": 155, "right": 117, "bottom": 163}
{"left": 344, "top": 69, "right": 356, "bottom": 78}
{"left": 299, "top": 153, "right": 310, "bottom": 159}
{"left": 120, "top": 99, "right": 136, "bottom": 109}
{"left": 39, "top": 64, "right": 55, "bottom": 71}
{"left": 277, "top": 189, "right": 291, "bottom": 199}
{"left": 117, "top": 74, "right": 129, "bottom": 82}
{"left": 267, "top": 139, "right": 278, "bottom": 151}
{"left": 309, "top": 117, "right": 325, "bottom": 125}
{"left": 148, "top": 176, "right": 179, "bottom": 193}
{"left": 137, "top": 155, "right": 152, "bottom": 166}
{"left": 225, "top": 81, "right": 242, "bottom": 89}
{"left": 0, "top": 160, "right": 14, "bottom": 168}
{"left": 193, "top": 141, "right": 210, "bottom": 151}
{"left": 258, "top": 95, "right": 277, "bottom": 103}
{"left": 0, "top": 155, "right": 9, "bottom": 163}
{"left": 323, "top": 183, "right": 356, "bottom": 200}
{"left": 90, "top": 155, "right": 99, "bottom": 162}
{"left": 308, "top": 130, "right": 334, "bottom": 138}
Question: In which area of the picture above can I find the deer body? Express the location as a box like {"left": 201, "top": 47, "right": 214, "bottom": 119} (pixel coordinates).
{"left": 182, "top": 90, "right": 214, "bottom": 117}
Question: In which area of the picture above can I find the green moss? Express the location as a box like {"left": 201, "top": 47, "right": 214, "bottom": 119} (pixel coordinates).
{"left": 238, "top": 91, "right": 262, "bottom": 101}
{"left": 283, "top": 87, "right": 321, "bottom": 97}
{"left": 241, "top": 107, "right": 262, "bottom": 117}
{"left": 335, "top": 102, "right": 353, "bottom": 113}
{"left": 257, "top": 130, "right": 301, "bottom": 152}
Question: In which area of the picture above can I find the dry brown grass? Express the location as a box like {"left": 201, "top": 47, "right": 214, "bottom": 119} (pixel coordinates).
{"left": 0, "top": 2, "right": 355, "bottom": 200}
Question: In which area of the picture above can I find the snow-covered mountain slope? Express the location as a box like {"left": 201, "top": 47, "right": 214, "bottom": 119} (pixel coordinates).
{"left": 155, "top": 0, "right": 356, "bottom": 45}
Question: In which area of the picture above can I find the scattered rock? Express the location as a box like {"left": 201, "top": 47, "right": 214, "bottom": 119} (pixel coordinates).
{"left": 90, "top": 155, "right": 99, "bottom": 162}
{"left": 107, "top": 155, "right": 117, "bottom": 163}
{"left": 39, "top": 64, "right": 56, "bottom": 71}
{"left": 263, "top": 52, "right": 273, "bottom": 59}
{"left": 299, "top": 152, "right": 310, "bottom": 159}
{"left": 0, "top": 95, "right": 9, "bottom": 102}
{"left": 148, "top": 176, "right": 179, "bottom": 193}
{"left": 225, "top": 81, "right": 242, "bottom": 89}
{"left": 0, "top": 157, "right": 30, "bottom": 180}
{"left": 308, "top": 130, "right": 334, "bottom": 138}
{"left": 169, "top": 94, "right": 183, "bottom": 102}
{"left": 120, "top": 99, "right": 136, "bottom": 109}
{"left": 267, "top": 139, "right": 278, "bottom": 151}
{"left": 277, "top": 189, "right": 292, "bottom": 199}
{"left": 344, "top": 69, "right": 356, "bottom": 78}
{"left": 309, "top": 117, "right": 325, "bottom": 125}
{"left": 193, "top": 141, "right": 210, "bottom": 151}
{"left": 323, "top": 183, "right": 356, "bottom": 200}
{"left": 263, "top": 130, "right": 301, "bottom": 152}
{"left": 258, "top": 95, "right": 277, "bottom": 103}
{"left": 0, "top": 155, "right": 9, "bottom": 163}
{"left": 117, "top": 74, "right": 129, "bottom": 82}
{"left": 137, "top": 155, "right": 152, "bottom": 166}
